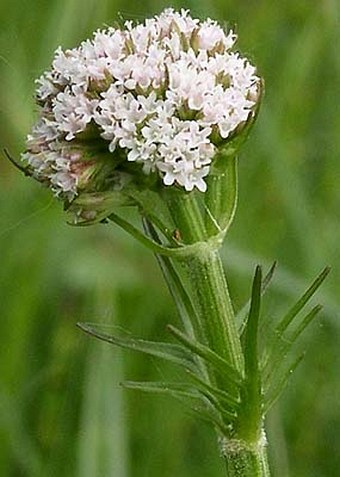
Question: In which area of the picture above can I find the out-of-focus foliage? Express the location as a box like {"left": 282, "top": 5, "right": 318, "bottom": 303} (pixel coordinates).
{"left": 0, "top": 1, "right": 339, "bottom": 476}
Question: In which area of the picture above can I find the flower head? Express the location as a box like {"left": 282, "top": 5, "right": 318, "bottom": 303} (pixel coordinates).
{"left": 22, "top": 8, "right": 261, "bottom": 202}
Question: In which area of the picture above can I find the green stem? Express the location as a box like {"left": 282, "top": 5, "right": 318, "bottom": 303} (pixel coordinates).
{"left": 160, "top": 187, "right": 272, "bottom": 475}
{"left": 223, "top": 437, "right": 271, "bottom": 477}
{"left": 162, "top": 190, "right": 243, "bottom": 374}
{"left": 183, "top": 250, "right": 272, "bottom": 476}
{"left": 162, "top": 189, "right": 207, "bottom": 244}
{"left": 181, "top": 249, "right": 244, "bottom": 375}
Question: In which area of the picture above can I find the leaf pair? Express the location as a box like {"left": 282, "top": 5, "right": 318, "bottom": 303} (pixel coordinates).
{"left": 261, "top": 266, "right": 330, "bottom": 412}
{"left": 77, "top": 320, "right": 242, "bottom": 432}
{"left": 78, "top": 215, "right": 243, "bottom": 429}
{"left": 78, "top": 210, "right": 329, "bottom": 436}
{"left": 235, "top": 264, "right": 329, "bottom": 439}
{"left": 241, "top": 262, "right": 329, "bottom": 409}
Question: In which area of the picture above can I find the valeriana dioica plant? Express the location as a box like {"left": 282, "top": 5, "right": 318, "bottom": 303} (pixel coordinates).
{"left": 9, "top": 8, "right": 329, "bottom": 476}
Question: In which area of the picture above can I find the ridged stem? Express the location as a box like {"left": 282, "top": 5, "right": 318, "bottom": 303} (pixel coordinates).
{"left": 162, "top": 189, "right": 243, "bottom": 376}
{"left": 179, "top": 249, "right": 244, "bottom": 375}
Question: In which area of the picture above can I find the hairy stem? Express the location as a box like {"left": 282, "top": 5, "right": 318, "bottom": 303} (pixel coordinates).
{"left": 222, "top": 436, "right": 271, "bottom": 477}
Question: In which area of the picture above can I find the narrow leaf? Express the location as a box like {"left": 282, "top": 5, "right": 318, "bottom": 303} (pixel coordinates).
{"left": 128, "top": 189, "right": 176, "bottom": 245}
{"left": 200, "top": 391, "right": 237, "bottom": 421}
{"left": 121, "top": 381, "right": 200, "bottom": 399}
{"left": 167, "top": 324, "right": 241, "bottom": 388}
{"left": 262, "top": 268, "right": 328, "bottom": 382}
{"left": 124, "top": 381, "right": 233, "bottom": 433}
{"left": 187, "top": 371, "right": 240, "bottom": 410}
{"left": 275, "top": 267, "right": 330, "bottom": 337}
{"left": 183, "top": 399, "right": 230, "bottom": 435}
{"left": 143, "top": 219, "right": 197, "bottom": 337}
{"left": 289, "top": 304, "right": 322, "bottom": 343}
{"left": 262, "top": 305, "right": 322, "bottom": 383}
{"left": 262, "top": 261, "right": 277, "bottom": 290}
{"left": 237, "top": 261, "right": 277, "bottom": 332}
{"left": 123, "top": 380, "right": 237, "bottom": 422}
{"left": 77, "top": 322, "right": 195, "bottom": 371}
{"left": 263, "top": 352, "right": 305, "bottom": 413}
{"left": 194, "top": 405, "right": 231, "bottom": 434}
{"left": 108, "top": 213, "right": 209, "bottom": 258}
{"left": 237, "top": 266, "right": 262, "bottom": 440}
{"left": 243, "top": 266, "right": 262, "bottom": 373}
{"left": 108, "top": 213, "right": 174, "bottom": 255}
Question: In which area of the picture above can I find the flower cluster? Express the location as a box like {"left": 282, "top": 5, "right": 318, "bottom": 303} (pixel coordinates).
{"left": 22, "top": 8, "right": 260, "bottom": 200}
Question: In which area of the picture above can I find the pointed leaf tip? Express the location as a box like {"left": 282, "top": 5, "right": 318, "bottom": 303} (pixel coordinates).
{"left": 238, "top": 261, "right": 276, "bottom": 333}
{"left": 247, "top": 265, "right": 262, "bottom": 332}
{"left": 254, "top": 265, "right": 262, "bottom": 286}
{"left": 77, "top": 321, "right": 196, "bottom": 370}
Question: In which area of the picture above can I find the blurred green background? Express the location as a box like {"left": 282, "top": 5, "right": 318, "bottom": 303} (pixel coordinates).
{"left": 1, "top": 1, "right": 339, "bottom": 476}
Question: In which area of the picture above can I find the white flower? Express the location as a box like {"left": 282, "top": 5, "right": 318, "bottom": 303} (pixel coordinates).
{"left": 50, "top": 171, "right": 77, "bottom": 196}
{"left": 93, "top": 29, "right": 124, "bottom": 59}
{"left": 52, "top": 88, "right": 99, "bottom": 140}
{"left": 198, "top": 19, "right": 230, "bottom": 50}
{"left": 35, "top": 73, "right": 59, "bottom": 101}
{"left": 26, "top": 118, "right": 60, "bottom": 153}
{"left": 22, "top": 8, "right": 261, "bottom": 198}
